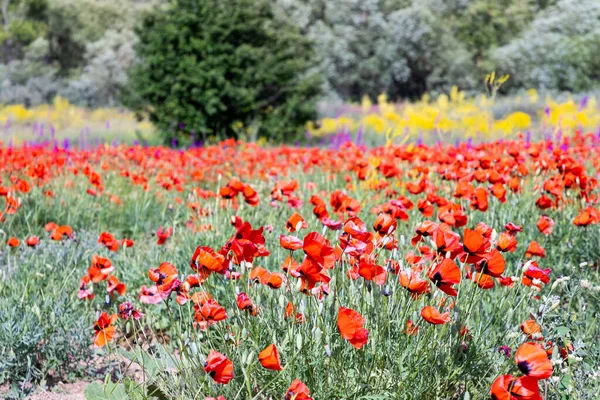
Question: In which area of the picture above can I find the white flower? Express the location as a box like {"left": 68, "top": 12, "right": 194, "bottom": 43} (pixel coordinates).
{"left": 551, "top": 276, "right": 570, "bottom": 290}
{"left": 580, "top": 279, "right": 592, "bottom": 289}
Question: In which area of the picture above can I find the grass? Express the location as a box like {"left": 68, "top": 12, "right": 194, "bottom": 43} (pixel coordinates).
{"left": 1, "top": 134, "right": 599, "bottom": 399}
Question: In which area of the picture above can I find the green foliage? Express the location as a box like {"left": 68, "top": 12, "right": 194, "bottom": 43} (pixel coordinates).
{"left": 453, "top": 0, "right": 538, "bottom": 64}
{"left": 0, "top": 0, "right": 599, "bottom": 114}
{"left": 493, "top": 0, "right": 600, "bottom": 92}
{"left": 126, "top": 0, "right": 321, "bottom": 143}
{"left": 0, "top": 236, "right": 96, "bottom": 398}
{"left": 62, "top": 29, "right": 137, "bottom": 107}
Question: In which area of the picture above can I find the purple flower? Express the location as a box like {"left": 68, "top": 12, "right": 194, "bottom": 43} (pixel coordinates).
{"left": 498, "top": 346, "right": 511, "bottom": 358}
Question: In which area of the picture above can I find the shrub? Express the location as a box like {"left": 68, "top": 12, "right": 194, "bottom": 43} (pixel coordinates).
{"left": 278, "top": 0, "right": 478, "bottom": 101}
{"left": 126, "top": 0, "right": 322, "bottom": 144}
{"left": 492, "top": 0, "right": 600, "bottom": 92}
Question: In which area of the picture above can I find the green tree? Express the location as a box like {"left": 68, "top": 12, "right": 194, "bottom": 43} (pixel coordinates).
{"left": 126, "top": 0, "right": 321, "bottom": 144}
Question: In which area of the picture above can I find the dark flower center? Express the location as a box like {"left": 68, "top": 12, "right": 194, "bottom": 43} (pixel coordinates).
{"left": 517, "top": 360, "right": 531, "bottom": 375}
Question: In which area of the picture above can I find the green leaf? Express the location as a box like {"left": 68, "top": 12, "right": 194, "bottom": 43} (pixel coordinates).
{"left": 555, "top": 326, "right": 571, "bottom": 336}
{"left": 84, "top": 382, "right": 128, "bottom": 400}
{"left": 146, "top": 383, "right": 171, "bottom": 400}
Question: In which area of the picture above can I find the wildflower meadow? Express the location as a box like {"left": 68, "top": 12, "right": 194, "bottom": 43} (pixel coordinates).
{"left": 1, "top": 121, "right": 600, "bottom": 399}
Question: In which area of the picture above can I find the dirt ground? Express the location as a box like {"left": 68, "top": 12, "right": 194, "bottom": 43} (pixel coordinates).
{"left": 0, "top": 380, "right": 93, "bottom": 400}
{"left": 25, "top": 380, "right": 91, "bottom": 400}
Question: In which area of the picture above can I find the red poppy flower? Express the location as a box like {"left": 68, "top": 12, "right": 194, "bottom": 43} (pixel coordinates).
{"left": 337, "top": 307, "right": 369, "bottom": 349}
{"left": 357, "top": 259, "right": 387, "bottom": 286}
{"left": 107, "top": 275, "right": 126, "bottom": 296}
{"left": 280, "top": 235, "right": 304, "bottom": 251}
{"left": 470, "top": 187, "right": 489, "bottom": 211}
{"left": 220, "top": 178, "right": 245, "bottom": 199}
{"left": 490, "top": 375, "right": 541, "bottom": 400}
{"left": 536, "top": 215, "right": 554, "bottom": 235}
{"left": 310, "top": 195, "right": 329, "bottom": 220}
{"left": 93, "top": 312, "right": 117, "bottom": 347}
{"left": 156, "top": 226, "right": 173, "bottom": 245}
{"left": 203, "top": 350, "right": 234, "bottom": 384}
{"left": 88, "top": 255, "right": 114, "bottom": 283}
{"left": 432, "top": 225, "right": 463, "bottom": 258}
{"left": 266, "top": 273, "right": 285, "bottom": 289}
{"left": 521, "top": 261, "right": 551, "bottom": 289}
{"left": 399, "top": 269, "right": 430, "bottom": 298}
{"left": 573, "top": 207, "right": 600, "bottom": 227}
{"left": 139, "top": 285, "right": 163, "bottom": 304}
{"left": 471, "top": 272, "right": 495, "bottom": 289}
{"left": 428, "top": 258, "right": 461, "bottom": 296}
{"left": 194, "top": 299, "right": 228, "bottom": 330}
{"left": 25, "top": 236, "right": 39, "bottom": 247}
{"left": 490, "top": 182, "right": 507, "bottom": 203}
{"left": 242, "top": 184, "right": 259, "bottom": 206}
{"left": 249, "top": 267, "right": 271, "bottom": 285}
{"left": 286, "top": 212, "right": 307, "bottom": 232}
{"left": 258, "top": 344, "right": 282, "bottom": 370}
{"left": 118, "top": 301, "right": 144, "bottom": 320}
{"left": 190, "top": 246, "right": 226, "bottom": 276}
{"left": 236, "top": 292, "right": 257, "bottom": 315}
{"left": 343, "top": 217, "right": 372, "bottom": 243}
{"left": 148, "top": 262, "right": 178, "bottom": 294}
{"left": 303, "top": 232, "right": 336, "bottom": 270}
{"left": 98, "top": 232, "right": 120, "bottom": 251}
{"left": 411, "top": 220, "right": 438, "bottom": 245}
{"left": 121, "top": 238, "right": 134, "bottom": 248}
{"left": 535, "top": 195, "right": 553, "bottom": 210}
{"left": 504, "top": 222, "right": 523, "bottom": 234}
{"left": 284, "top": 302, "right": 304, "bottom": 323}
{"left": 515, "top": 342, "right": 553, "bottom": 379}
{"left": 499, "top": 276, "right": 515, "bottom": 287}
{"left": 321, "top": 217, "right": 342, "bottom": 230}
{"left": 404, "top": 319, "right": 419, "bottom": 335}
{"left": 78, "top": 275, "right": 95, "bottom": 300}
{"left": 476, "top": 250, "right": 506, "bottom": 278}
{"left": 373, "top": 212, "right": 396, "bottom": 235}
{"left": 497, "top": 232, "right": 517, "bottom": 252}
{"left": 285, "top": 379, "right": 312, "bottom": 400}
{"left": 420, "top": 306, "right": 450, "bottom": 325}
{"left": 463, "top": 228, "right": 486, "bottom": 256}
{"left": 7, "top": 237, "right": 19, "bottom": 247}
{"left": 520, "top": 319, "right": 542, "bottom": 340}
{"left": 297, "top": 257, "right": 331, "bottom": 291}
{"left": 48, "top": 225, "right": 73, "bottom": 241}
{"left": 45, "top": 222, "right": 58, "bottom": 232}
{"left": 525, "top": 241, "right": 545, "bottom": 258}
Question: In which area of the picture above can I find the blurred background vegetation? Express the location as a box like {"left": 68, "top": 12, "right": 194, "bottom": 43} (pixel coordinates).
{"left": 0, "top": 0, "right": 599, "bottom": 142}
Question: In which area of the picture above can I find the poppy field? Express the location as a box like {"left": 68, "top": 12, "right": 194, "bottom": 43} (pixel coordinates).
{"left": 2, "top": 132, "right": 600, "bottom": 399}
